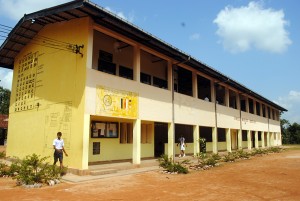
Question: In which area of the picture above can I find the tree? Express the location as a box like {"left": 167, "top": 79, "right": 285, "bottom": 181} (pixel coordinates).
{"left": 0, "top": 86, "right": 11, "bottom": 114}
{"left": 281, "top": 119, "right": 291, "bottom": 144}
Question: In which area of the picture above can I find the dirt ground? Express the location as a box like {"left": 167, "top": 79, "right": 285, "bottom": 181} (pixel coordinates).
{"left": 1, "top": 146, "right": 300, "bottom": 201}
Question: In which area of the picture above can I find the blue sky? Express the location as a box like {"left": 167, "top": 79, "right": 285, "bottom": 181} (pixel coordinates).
{"left": 0, "top": 0, "right": 299, "bottom": 123}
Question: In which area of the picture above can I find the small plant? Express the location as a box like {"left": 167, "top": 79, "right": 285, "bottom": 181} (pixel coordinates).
{"left": 195, "top": 152, "right": 207, "bottom": 164}
{"left": 203, "top": 157, "right": 217, "bottom": 166}
{"left": 0, "top": 162, "right": 10, "bottom": 176}
{"left": 267, "top": 147, "right": 282, "bottom": 153}
{"left": 223, "top": 152, "right": 236, "bottom": 162}
{"left": 10, "top": 154, "right": 65, "bottom": 185}
{"left": 211, "top": 153, "right": 221, "bottom": 161}
{"left": 235, "top": 150, "right": 250, "bottom": 159}
{"left": 158, "top": 154, "right": 189, "bottom": 174}
{"left": 0, "top": 151, "right": 5, "bottom": 158}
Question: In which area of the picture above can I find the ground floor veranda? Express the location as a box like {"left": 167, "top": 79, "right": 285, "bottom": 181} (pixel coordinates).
{"left": 88, "top": 116, "right": 281, "bottom": 166}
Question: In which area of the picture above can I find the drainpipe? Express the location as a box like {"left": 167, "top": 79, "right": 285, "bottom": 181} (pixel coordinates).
{"left": 172, "top": 56, "right": 190, "bottom": 162}
{"left": 213, "top": 79, "right": 230, "bottom": 153}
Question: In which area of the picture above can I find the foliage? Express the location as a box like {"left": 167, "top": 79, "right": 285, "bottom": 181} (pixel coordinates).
{"left": 0, "top": 86, "right": 11, "bottom": 115}
{"left": 0, "top": 151, "right": 5, "bottom": 158}
{"left": 9, "top": 154, "right": 64, "bottom": 185}
{"left": 196, "top": 153, "right": 219, "bottom": 167}
{"left": 223, "top": 152, "right": 236, "bottom": 162}
{"left": 235, "top": 149, "right": 250, "bottom": 159}
{"left": 158, "top": 154, "right": 188, "bottom": 174}
{"left": 281, "top": 119, "right": 300, "bottom": 144}
{"left": 0, "top": 162, "right": 10, "bottom": 176}
{"left": 199, "top": 138, "right": 206, "bottom": 153}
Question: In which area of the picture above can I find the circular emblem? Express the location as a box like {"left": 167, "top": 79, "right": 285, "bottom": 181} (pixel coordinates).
{"left": 103, "top": 95, "right": 112, "bottom": 106}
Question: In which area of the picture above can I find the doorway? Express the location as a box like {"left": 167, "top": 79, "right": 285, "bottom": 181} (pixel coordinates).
{"left": 231, "top": 130, "right": 238, "bottom": 150}
{"left": 154, "top": 123, "right": 168, "bottom": 157}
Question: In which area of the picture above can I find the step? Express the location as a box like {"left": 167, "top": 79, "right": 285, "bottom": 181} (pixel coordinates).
{"left": 90, "top": 168, "right": 118, "bottom": 176}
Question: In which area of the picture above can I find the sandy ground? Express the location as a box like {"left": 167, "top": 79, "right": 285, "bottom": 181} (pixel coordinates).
{"left": 1, "top": 147, "right": 300, "bottom": 201}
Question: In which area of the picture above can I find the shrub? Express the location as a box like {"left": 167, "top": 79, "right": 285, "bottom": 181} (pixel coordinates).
{"left": 0, "top": 162, "right": 10, "bottom": 176}
{"left": 211, "top": 153, "right": 221, "bottom": 161}
{"left": 223, "top": 152, "right": 236, "bottom": 162}
{"left": 195, "top": 152, "right": 207, "bottom": 164}
{"left": 235, "top": 150, "right": 250, "bottom": 159}
{"left": 267, "top": 147, "right": 282, "bottom": 153}
{"left": 203, "top": 157, "right": 217, "bottom": 166}
{"left": 158, "top": 154, "right": 189, "bottom": 174}
{"left": 10, "top": 154, "right": 64, "bottom": 185}
{"left": 0, "top": 151, "right": 5, "bottom": 158}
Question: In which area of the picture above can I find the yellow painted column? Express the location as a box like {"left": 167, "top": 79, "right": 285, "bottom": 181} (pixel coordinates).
{"left": 212, "top": 127, "right": 218, "bottom": 154}
{"left": 168, "top": 122, "right": 175, "bottom": 158}
{"left": 193, "top": 72, "right": 198, "bottom": 98}
{"left": 193, "top": 125, "right": 199, "bottom": 155}
{"left": 226, "top": 128, "right": 231, "bottom": 152}
{"left": 255, "top": 131, "right": 259, "bottom": 149}
{"left": 238, "top": 129, "right": 242, "bottom": 150}
{"left": 247, "top": 130, "right": 251, "bottom": 150}
{"left": 261, "top": 132, "right": 265, "bottom": 148}
{"left": 132, "top": 119, "right": 141, "bottom": 164}
{"left": 81, "top": 114, "right": 90, "bottom": 170}
{"left": 267, "top": 132, "right": 270, "bottom": 147}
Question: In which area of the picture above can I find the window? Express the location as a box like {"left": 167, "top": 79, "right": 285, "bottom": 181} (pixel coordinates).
{"left": 229, "top": 90, "right": 237, "bottom": 109}
{"left": 256, "top": 102, "right": 261, "bottom": 116}
{"left": 176, "top": 67, "right": 193, "bottom": 96}
{"left": 153, "top": 76, "right": 167, "bottom": 89}
{"left": 242, "top": 130, "right": 248, "bottom": 141}
{"left": 119, "top": 65, "right": 133, "bottom": 80}
{"left": 140, "top": 72, "right": 151, "bottom": 85}
{"left": 141, "top": 124, "right": 152, "bottom": 143}
{"left": 91, "top": 121, "right": 118, "bottom": 138}
{"left": 98, "top": 60, "right": 116, "bottom": 75}
{"left": 240, "top": 95, "right": 247, "bottom": 112}
{"left": 120, "top": 123, "right": 133, "bottom": 144}
{"left": 218, "top": 128, "right": 226, "bottom": 142}
{"left": 200, "top": 126, "right": 212, "bottom": 142}
{"left": 175, "top": 124, "right": 193, "bottom": 143}
{"left": 249, "top": 98, "right": 254, "bottom": 114}
{"left": 197, "top": 75, "right": 211, "bottom": 101}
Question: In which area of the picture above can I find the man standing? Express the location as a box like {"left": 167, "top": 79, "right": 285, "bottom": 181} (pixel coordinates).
{"left": 53, "top": 132, "right": 68, "bottom": 169}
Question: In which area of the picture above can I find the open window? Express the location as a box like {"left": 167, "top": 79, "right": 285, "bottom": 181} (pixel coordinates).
{"left": 215, "top": 84, "right": 225, "bottom": 105}
{"left": 174, "top": 66, "right": 193, "bottom": 96}
{"left": 197, "top": 75, "right": 211, "bottom": 101}
{"left": 249, "top": 98, "right": 254, "bottom": 114}
{"left": 229, "top": 89, "right": 237, "bottom": 109}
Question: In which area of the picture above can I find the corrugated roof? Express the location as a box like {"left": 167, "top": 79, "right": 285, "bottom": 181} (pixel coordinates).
{"left": 0, "top": 0, "right": 287, "bottom": 112}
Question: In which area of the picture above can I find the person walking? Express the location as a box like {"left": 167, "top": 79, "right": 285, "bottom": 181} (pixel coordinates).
{"left": 177, "top": 135, "right": 187, "bottom": 157}
{"left": 53, "top": 132, "right": 68, "bottom": 169}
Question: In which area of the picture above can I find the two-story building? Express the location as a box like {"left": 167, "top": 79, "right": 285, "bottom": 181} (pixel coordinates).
{"left": 0, "top": 0, "right": 286, "bottom": 174}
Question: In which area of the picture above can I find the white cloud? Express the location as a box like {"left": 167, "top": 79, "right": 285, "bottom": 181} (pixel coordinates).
{"left": 104, "top": 7, "right": 134, "bottom": 23}
{"left": 0, "top": 68, "right": 13, "bottom": 90}
{"left": 190, "top": 33, "right": 201, "bottom": 41}
{"left": 275, "top": 90, "right": 300, "bottom": 123}
{"left": 213, "top": 2, "right": 292, "bottom": 53}
{"left": 0, "top": 0, "right": 70, "bottom": 21}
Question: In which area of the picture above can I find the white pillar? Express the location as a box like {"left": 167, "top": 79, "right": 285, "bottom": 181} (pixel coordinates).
{"left": 212, "top": 127, "right": 218, "bottom": 154}
{"left": 193, "top": 125, "right": 200, "bottom": 155}
{"left": 261, "top": 132, "right": 265, "bottom": 148}
{"left": 238, "top": 129, "right": 242, "bottom": 150}
{"left": 82, "top": 114, "right": 90, "bottom": 170}
{"left": 255, "top": 131, "right": 259, "bottom": 149}
{"left": 267, "top": 132, "right": 270, "bottom": 147}
{"left": 168, "top": 122, "right": 175, "bottom": 158}
{"left": 247, "top": 130, "right": 251, "bottom": 150}
{"left": 226, "top": 128, "right": 232, "bottom": 152}
{"left": 132, "top": 119, "right": 141, "bottom": 164}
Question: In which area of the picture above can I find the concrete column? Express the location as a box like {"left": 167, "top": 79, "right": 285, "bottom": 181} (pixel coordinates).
{"left": 270, "top": 132, "right": 274, "bottom": 146}
{"left": 132, "top": 119, "right": 141, "bottom": 164}
{"left": 193, "top": 125, "right": 200, "bottom": 155}
{"left": 247, "top": 130, "right": 251, "bottom": 150}
{"left": 255, "top": 131, "right": 259, "bottom": 149}
{"left": 226, "top": 128, "right": 231, "bottom": 152}
{"left": 261, "top": 132, "right": 265, "bottom": 148}
{"left": 193, "top": 72, "right": 198, "bottom": 98}
{"left": 267, "top": 132, "right": 270, "bottom": 147}
{"left": 211, "top": 80, "right": 216, "bottom": 103}
{"left": 238, "top": 129, "right": 242, "bottom": 150}
{"left": 168, "top": 122, "right": 175, "bottom": 158}
{"left": 279, "top": 132, "right": 282, "bottom": 146}
{"left": 212, "top": 127, "right": 218, "bottom": 153}
{"left": 168, "top": 61, "right": 173, "bottom": 91}
{"left": 225, "top": 88, "right": 230, "bottom": 107}
{"left": 133, "top": 46, "right": 140, "bottom": 82}
{"left": 81, "top": 114, "right": 90, "bottom": 170}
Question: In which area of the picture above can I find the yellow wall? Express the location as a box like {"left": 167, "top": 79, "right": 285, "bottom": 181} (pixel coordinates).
{"left": 7, "top": 17, "right": 90, "bottom": 169}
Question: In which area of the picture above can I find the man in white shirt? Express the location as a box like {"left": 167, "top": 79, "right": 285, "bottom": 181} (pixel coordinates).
{"left": 177, "top": 135, "right": 187, "bottom": 157}
{"left": 53, "top": 132, "right": 68, "bottom": 169}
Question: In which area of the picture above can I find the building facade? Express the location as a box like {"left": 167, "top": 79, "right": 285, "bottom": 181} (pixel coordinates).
{"left": 0, "top": 1, "right": 286, "bottom": 173}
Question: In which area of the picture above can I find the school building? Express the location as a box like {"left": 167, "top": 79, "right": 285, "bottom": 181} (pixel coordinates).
{"left": 0, "top": 0, "right": 286, "bottom": 173}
